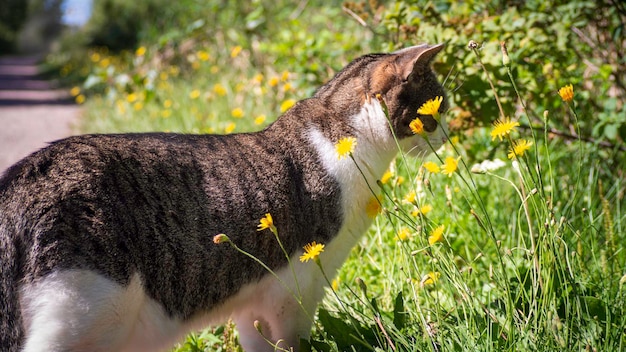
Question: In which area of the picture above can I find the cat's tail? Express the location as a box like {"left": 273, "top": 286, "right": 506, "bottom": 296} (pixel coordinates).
{"left": 0, "top": 223, "right": 23, "bottom": 352}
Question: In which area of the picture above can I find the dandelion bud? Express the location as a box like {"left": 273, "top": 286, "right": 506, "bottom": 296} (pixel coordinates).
{"left": 543, "top": 110, "right": 549, "bottom": 122}
{"left": 500, "top": 41, "right": 510, "bottom": 67}
{"left": 254, "top": 320, "right": 263, "bottom": 333}
{"left": 212, "top": 234, "right": 230, "bottom": 244}
{"left": 468, "top": 40, "right": 479, "bottom": 50}
{"left": 356, "top": 277, "right": 367, "bottom": 295}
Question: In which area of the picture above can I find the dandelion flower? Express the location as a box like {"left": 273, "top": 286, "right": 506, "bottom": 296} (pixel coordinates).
{"left": 161, "top": 109, "right": 172, "bottom": 118}
{"left": 126, "top": 93, "right": 138, "bottom": 103}
{"left": 135, "top": 46, "right": 146, "bottom": 57}
{"left": 417, "top": 96, "right": 443, "bottom": 116}
{"left": 412, "top": 204, "right": 433, "bottom": 217}
{"left": 70, "top": 86, "right": 80, "bottom": 97}
{"left": 403, "top": 190, "right": 417, "bottom": 205}
{"left": 163, "top": 99, "right": 173, "bottom": 108}
{"left": 397, "top": 227, "right": 411, "bottom": 241}
{"left": 197, "top": 50, "right": 210, "bottom": 61}
{"left": 189, "top": 90, "right": 201, "bottom": 99}
{"left": 231, "top": 108, "right": 244, "bottom": 118}
{"left": 254, "top": 115, "right": 266, "bottom": 125}
{"left": 224, "top": 122, "right": 236, "bottom": 134}
{"left": 422, "top": 161, "right": 440, "bottom": 173}
{"left": 133, "top": 102, "right": 143, "bottom": 111}
{"left": 558, "top": 84, "right": 574, "bottom": 102}
{"left": 490, "top": 117, "right": 519, "bottom": 141}
{"left": 299, "top": 242, "right": 325, "bottom": 263}
{"left": 507, "top": 139, "right": 533, "bottom": 159}
{"left": 331, "top": 279, "right": 339, "bottom": 291}
{"left": 428, "top": 225, "right": 445, "bottom": 245}
{"left": 268, "top": 77, "right": 279, "bottom": 87}
{"left": 421, "top": 272, "right": 441, "bottom": 287}
{"left": 365, "top": 196, "right": 382, "bottom": 218}
{"left": 257, "top": 213, "right": 274, "bottom": 232}
{"left": 441, "top": 156, "right": 460, "bottom": 177}
{"left": 380, "top": 170, "right": 393, "bottom": 184}
{"left": 281, "top": 70, "right": 290, "bottom": 81}
{"left": 213, "top": 83, "right": 227, "bottom": 97}
{"left": 230, "top": 46, "right": 243, "bottom": 58}
{"left": 280, "top": 99, "right": 296, "bottom": 113}
{"left": 409, "top": 118, "right": 425, "bottom": 135}
{"left": 75, "top": 94, "right": 85, "bottom": 104}
{"left": 335, "top": 137, "right": 357, "bottom": 160}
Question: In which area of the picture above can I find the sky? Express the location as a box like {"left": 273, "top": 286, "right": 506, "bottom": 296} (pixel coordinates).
{"left": 61, "top": 0, "right": 93, "bottom": 26}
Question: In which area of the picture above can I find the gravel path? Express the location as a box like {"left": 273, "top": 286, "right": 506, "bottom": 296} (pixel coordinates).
{"left": 0, "top": 55, "right": 80, "bottom": 174}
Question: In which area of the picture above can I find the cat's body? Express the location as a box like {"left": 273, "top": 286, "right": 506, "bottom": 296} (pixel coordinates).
{"left": 0, "top": 44, "right": 448, "bottom": 352}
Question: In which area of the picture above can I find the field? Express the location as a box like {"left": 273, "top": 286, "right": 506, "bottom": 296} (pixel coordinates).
{"left": 49, "top": 1, "right": 625, "bottom": 351}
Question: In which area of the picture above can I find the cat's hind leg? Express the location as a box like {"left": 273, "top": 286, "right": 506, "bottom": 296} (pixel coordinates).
{"left": 19, "top": 270, "right": 180, "bottom": 352}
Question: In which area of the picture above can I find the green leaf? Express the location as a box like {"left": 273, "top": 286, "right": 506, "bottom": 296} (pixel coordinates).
{"left": 393, "top": 291, "right": 407, "bottom": 330}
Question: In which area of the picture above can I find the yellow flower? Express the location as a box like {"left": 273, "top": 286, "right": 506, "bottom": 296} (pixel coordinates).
{"left": 224, "top": 122, "right": 236, "bottom": 134}
{"left": 213, "top": 83, "right": 227, "bottom": 96}
{"left": 90, "top": 52, "right": 100, "bottom": 62}
{"left": 268, "top": 77, "right": 279, "bottom": 87}
{"left": 281, "top": 70, "right": 290, "bottom": 81}
{"left": 365, "top": 196, "right": 382, "bottom": 218}
{"left": 254, "top": 115, "right": 266, "bottom": 125}
{"left": 159, "top": 72, "right": 169, "bottom": 81}
{"left": 257, "top": 213, "right": 275, "bottom": 232}
{"left": 191, "top": 61, "right": 201, "bottom": 70}
{"left": 126, "top": 93, "right": 138, "bottom": 103}
{"left": 412, "top": 204, "right": 433, "bottom": 217}
{"left": 397, "top": 227, "right": 411, "bottom": 241}
{"left": 417, "top": 96, "right": 443, "bottom": 116}
{"left": 331, "top": 278, "right": 339, "bottom": 291}
{"left": 428, "top": 225, "right": 445, "bottom": 245}
{"left": 75, "top": 94, "right": 85, "bottom": 104}
{"left": 282, "top": 83, "right": 292, "bottom": 92}
{"left": 189, "top": 90, "right": 201, "bottom": 99}
{"left": 380, "top": 170, "right": 393, "bottom": 184}
{"left": 508, "top": 139, "right": 533, "bottom": 159}
{"left": 422, "top": 161, "right": 440, "bottom": 173}
{"left": 210, "top": 66, "right": 219, "bottom": 74}
{"left": 133, "top": 102, "right": 143, "bottom": 111}
{"left": 169, "top": 66, "right": 180, "bottom": 76}
{"left": 161, "top": 109, "right": 172, "bottom": 118}
{"left": 197, "top": 50, "right": 210, "bottom": 61}
{"left": 558, "top": 84, "right": 574, "bottom": 102}
{"left": 280, "top": 99, "right": 296, "bottom": 113}
{"left": 230, "top": 45, "right": 243, "bottom": 58}
{"left": 441, "top": 156, "right": 460, "bottom": 177}
{"left": 421, "top": 272, "right": 441, "bottom": 287}
{"left": 490, "top": 117, "right": 519, "bottom": 141}
{"left": 231, "top": 107, "right": 244, "bottom": 118}
{"left": 395, "top": 176, "right": 405, "bottom": 186}
{"left": 163, "top": 99, "right": 172, "bottom": 108}
{"left": 70, "top": 86, "right": 80, "bottom": 97}
{"left": 409, "top": 118, "right": 425, "bottom": 135}
{"left": 403, "top": 190, "right": 417, "bottom": 204}
{"left": 299, "top": 241, "right": 325, "bottom": 263}
{"left": 253, "top": 73, "right": 264, "bottom": 84}
{"left": 135, "top": 46, "right": 146, "bottom": 57}
{"left": 335, "top": 137, "right": 357, "bottom": 160}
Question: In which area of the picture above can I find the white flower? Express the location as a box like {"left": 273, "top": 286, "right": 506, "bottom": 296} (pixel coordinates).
{"left": 470, "top": 158, "right": 506, "bottom": 174}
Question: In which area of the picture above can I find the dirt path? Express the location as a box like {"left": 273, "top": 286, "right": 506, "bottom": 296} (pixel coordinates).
{"left": 0, "top": 55, "right": 80, "bottom": 173}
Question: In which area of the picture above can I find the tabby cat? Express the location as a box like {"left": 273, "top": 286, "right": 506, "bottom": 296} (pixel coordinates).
{"left": 0, "top": 43, "right": 448, "bottom": 352}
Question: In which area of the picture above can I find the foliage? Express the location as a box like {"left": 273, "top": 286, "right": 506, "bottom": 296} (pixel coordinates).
{"left": 0, "top": 0, "right": 29, "bottom": 52}
{"left": 47, "top": 0, "right": 626, "bottom": 351}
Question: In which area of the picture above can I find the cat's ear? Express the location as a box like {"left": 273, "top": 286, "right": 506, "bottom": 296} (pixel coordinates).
{"left": 395, "top": 43, "right": 445, "bottom": 81}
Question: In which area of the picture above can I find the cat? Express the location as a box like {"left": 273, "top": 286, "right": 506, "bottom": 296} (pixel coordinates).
{"left": 0, "top": 43, "right": 448, "bottom": 352}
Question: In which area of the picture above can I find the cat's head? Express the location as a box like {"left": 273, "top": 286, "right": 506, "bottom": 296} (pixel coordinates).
{"left": 314, "top": 44, "right": 448, "bottom": 157}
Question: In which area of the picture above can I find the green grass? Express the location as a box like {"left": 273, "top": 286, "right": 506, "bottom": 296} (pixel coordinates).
{"left": 57, "top": 22, "right": 625, "bottom": 352}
